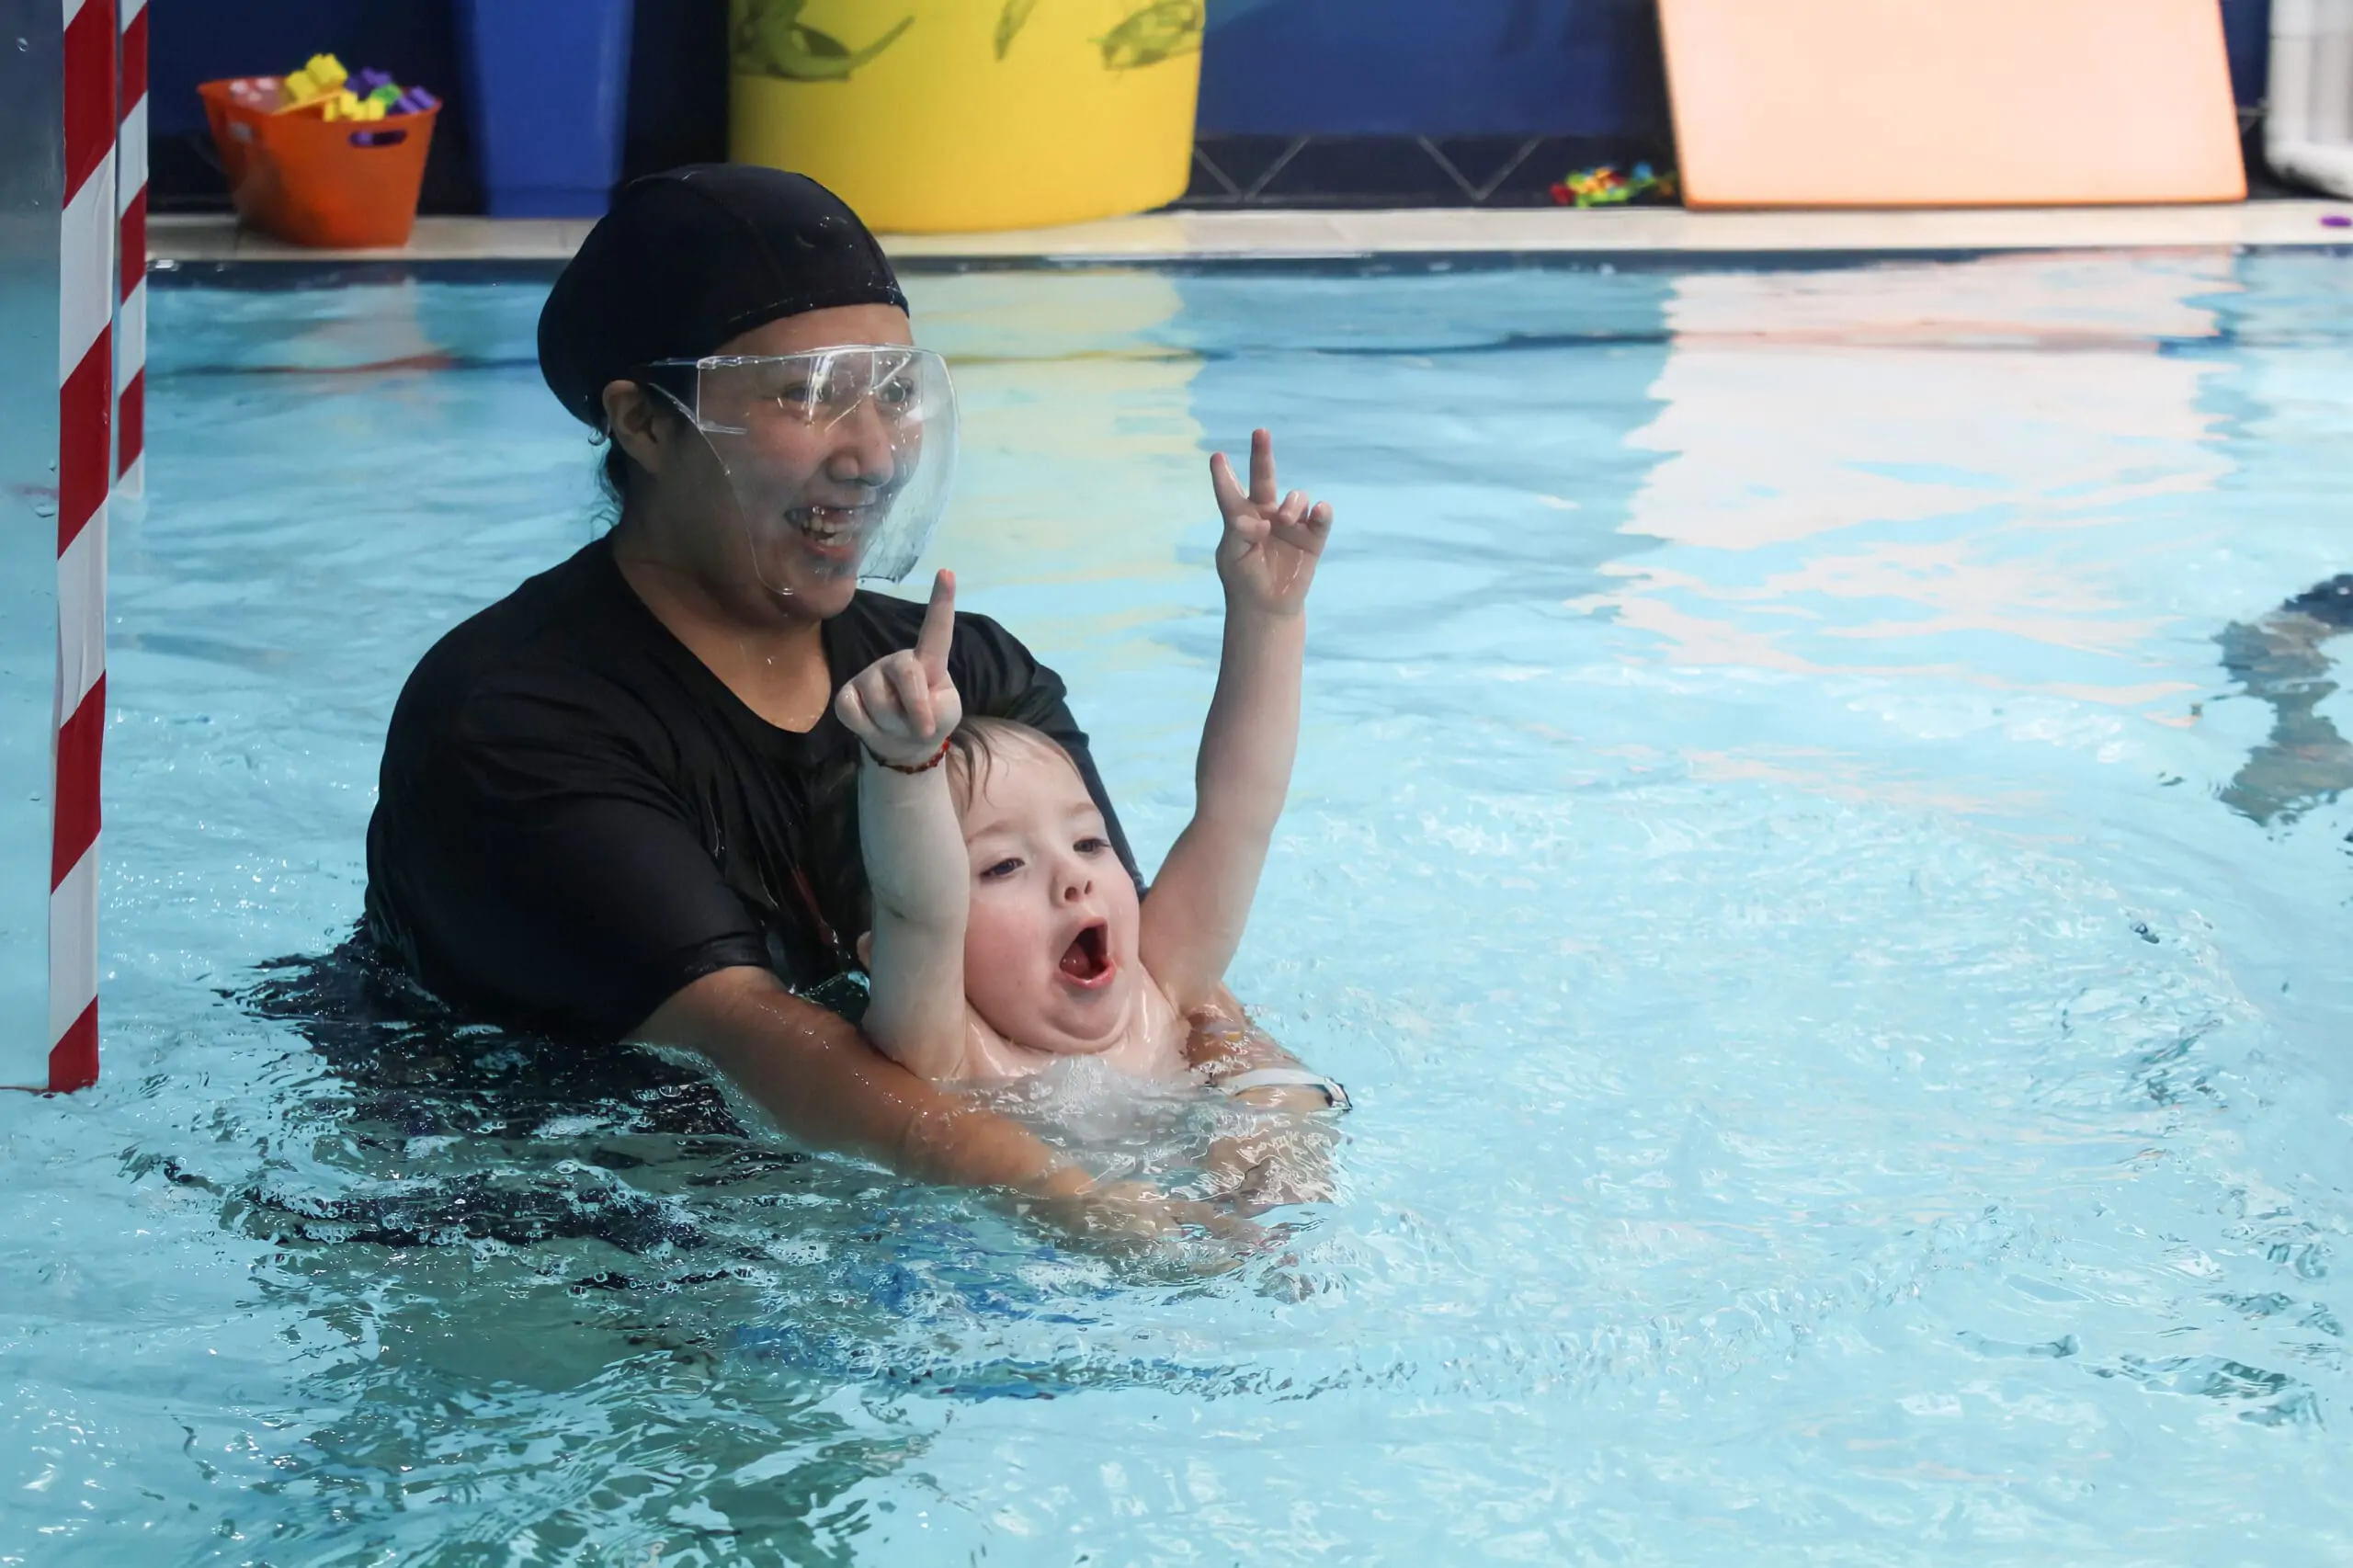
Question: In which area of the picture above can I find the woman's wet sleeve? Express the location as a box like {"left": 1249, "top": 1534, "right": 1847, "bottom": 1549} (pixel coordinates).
{"left": 370, "top": 683, "right": 772, "bottom": 1040}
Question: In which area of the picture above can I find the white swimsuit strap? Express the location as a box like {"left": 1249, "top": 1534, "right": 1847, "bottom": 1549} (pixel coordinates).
{"left": 1219, "top": 1067, "right": 1351, "bottom": 1112}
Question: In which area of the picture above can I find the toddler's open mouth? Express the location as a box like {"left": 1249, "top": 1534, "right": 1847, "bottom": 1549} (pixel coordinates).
{"left": 1057, "top": 922, "right": 1113, "bottom": 987}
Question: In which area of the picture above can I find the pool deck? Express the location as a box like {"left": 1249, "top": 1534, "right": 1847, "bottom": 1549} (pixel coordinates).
{"left": 150, "top": 202, "right": 2353, "bottom": 267}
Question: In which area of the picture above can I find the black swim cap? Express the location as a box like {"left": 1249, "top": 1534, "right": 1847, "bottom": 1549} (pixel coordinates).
{"left": 538, "top": 164, "right": 909, "bottom": 427}
{"left": 2284, "top": 573, "right": 2353, "bottom": 630}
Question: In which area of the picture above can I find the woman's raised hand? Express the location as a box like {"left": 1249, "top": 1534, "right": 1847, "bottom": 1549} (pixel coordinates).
{"left": 835, "top": 569, "right": 963, "bottom": 767}
{"left": 1209, "top": 428, "right": 1335, "bottom": 619}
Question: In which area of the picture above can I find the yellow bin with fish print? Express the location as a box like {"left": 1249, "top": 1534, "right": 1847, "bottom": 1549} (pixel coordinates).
{"left": 728, "top": 0, "right": 1202, "bottom": 233}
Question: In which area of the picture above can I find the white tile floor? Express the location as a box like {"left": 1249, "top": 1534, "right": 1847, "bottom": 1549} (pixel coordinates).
{"left": 149, "top": 200, "right": 2353, "bottom": 265}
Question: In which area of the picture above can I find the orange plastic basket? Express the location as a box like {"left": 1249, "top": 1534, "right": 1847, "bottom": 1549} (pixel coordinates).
{"left": 199, "top": 76, "right": 439, "bottom": 248}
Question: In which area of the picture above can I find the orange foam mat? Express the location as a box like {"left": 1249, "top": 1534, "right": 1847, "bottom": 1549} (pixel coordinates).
{"left": 1658, "top": 0, "right": 2246, "bottom": 209}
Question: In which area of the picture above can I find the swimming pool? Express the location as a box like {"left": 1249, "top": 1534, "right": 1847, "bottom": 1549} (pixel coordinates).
{"left": 6, "top": 246, "right": 2352, "bottom": 1562}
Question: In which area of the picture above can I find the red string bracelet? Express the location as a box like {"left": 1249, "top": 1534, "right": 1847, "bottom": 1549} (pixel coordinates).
{"left": 865, "top": 737, "right": 951, "bottom": 775}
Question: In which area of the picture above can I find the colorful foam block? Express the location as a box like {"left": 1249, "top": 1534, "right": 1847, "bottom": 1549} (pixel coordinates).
{"left": 280, "top": 52, "right": 348, "bottom": 108}
{"left": 324, "top": 89, "right": 390, "bottom": 123}
{"left": 270, "top": 55, "right": 431, "bottom": 121}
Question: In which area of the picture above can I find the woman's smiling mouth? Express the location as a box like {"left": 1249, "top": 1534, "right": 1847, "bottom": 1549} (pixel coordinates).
{"left": 786, "top": 504, "right": 868, "bottom": 543}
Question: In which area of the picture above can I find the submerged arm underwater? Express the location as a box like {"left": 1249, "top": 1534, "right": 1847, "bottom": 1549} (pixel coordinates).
{"left": 637, "top": 966, "right": 1269, "bottom": 1244}
{"left": 2216, "top": 574, "right": 2353, "bottom": 826}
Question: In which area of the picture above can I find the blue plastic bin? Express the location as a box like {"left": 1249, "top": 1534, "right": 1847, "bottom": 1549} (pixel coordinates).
{"left": 457, "top": 0, "right": 633, "bottom": 217}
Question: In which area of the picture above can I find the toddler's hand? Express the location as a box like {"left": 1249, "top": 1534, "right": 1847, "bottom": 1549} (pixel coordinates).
{"left": 1210, "top": 428, "right": 1334, "bottom": 619}
{"left": 835, "top": 569, "right": 963, "bottom": 767}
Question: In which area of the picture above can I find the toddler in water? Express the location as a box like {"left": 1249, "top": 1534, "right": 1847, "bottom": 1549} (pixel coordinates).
{"left": 834, "top": 431, "right": 1338, "bottom": 1100}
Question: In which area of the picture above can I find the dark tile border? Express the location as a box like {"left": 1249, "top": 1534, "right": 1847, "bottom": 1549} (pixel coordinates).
{"left": 153, "top": 245, "right": 2353, "bottom": 296}
{"left": 148, "top": 258, "right": 572, "bottom": 290}
{"left": 152, "top": 130, "right": 1686, "bottom": 216}
{"left": 1179, "top": 134, "right": 1677, "bottom": 209}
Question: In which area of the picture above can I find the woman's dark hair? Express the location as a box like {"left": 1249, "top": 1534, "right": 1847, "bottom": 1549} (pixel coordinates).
{"left": 592, "top": 380, "right": 685, "bottom": 516}
{"left": 2283, "top": 573, "right": 2353, "bottom": 631}
{"left": 597, "top": 437, "right": 632, "bottom": 514}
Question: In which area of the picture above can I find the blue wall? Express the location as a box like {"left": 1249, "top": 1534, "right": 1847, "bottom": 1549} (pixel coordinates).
{"left": 150, "top": 0, "right": 475, "bottom": 209}
{"left": 150, "top": 0, "right": 1676, "bottom": 190}
{"left": 149, "top": 1, "right": 453, "bottom": 138}
{"left": 2222, "top": 0, "right": 2271, "bottom": 111}
{"left": 149, "top": 0, "right": 2270, "bottom": 209}
{"left": 1199, "top": 0, "right": 2270, "bottom": 140}
{"left": 1199, "top": 0, "right": 1669, "bottom": 138}
{"left": 147, "top": 0, "right": 727, "bottom": 212}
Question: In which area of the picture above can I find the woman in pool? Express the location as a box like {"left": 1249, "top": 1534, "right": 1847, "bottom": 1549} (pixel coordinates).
{"left": 363, "top": 165, "right": 1287, "bottom": 1235}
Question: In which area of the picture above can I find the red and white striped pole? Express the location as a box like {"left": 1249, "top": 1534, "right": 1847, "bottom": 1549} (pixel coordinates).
{"left": 115, "top": 0, "right": 146, "bottom": 500}
{"left": 51, "top": 0, "right": 117, "bottom": 1094}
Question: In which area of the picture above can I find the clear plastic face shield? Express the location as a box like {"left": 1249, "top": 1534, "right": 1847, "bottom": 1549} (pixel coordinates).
{"left": 644, "top": 347, "right": 957, "bottom": 597}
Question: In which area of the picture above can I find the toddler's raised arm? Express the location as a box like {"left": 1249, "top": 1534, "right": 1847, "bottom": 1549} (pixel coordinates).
{"left": 1141, "top": 430, "right": 1335, "bottom": 1011}
{"left": 836, "top": 571, "right": 971, "bottom": 1081}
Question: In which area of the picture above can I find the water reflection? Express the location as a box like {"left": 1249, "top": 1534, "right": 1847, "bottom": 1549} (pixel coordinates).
{"left": 904, "top": 268, "right": 1209, "bottom": 667}
{"left": 1597, "top": 252, "right": 2235, "bottom": 716}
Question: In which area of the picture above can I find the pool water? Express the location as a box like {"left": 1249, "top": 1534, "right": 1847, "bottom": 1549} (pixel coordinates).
{"left": 6, "top": 248, "right": 2353, "bottom": 1563}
